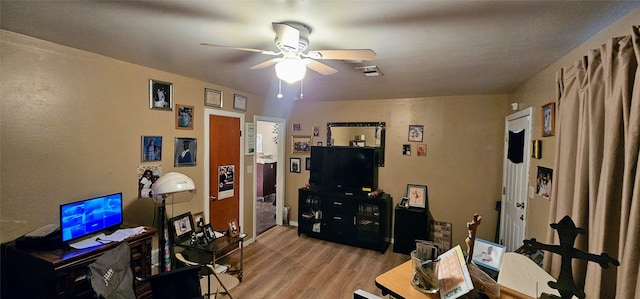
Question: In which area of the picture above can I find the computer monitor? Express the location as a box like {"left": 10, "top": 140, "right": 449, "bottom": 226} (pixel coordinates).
{"left": 60, "top": 192, "right": 123, "bottom": 243}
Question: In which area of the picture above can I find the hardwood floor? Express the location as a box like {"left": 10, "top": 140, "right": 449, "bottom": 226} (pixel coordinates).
{"left": 220, "top": 225, "right": 409, "bottom": 299}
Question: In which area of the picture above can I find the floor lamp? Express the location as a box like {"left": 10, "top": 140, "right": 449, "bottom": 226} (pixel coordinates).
{"left": 151, "top": 172, "right": 196, "bottom": 272}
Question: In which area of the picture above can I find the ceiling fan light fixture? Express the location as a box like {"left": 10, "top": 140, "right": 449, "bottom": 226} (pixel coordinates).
{"left": 275, "top": 57, "right": 306, "bottom": 84}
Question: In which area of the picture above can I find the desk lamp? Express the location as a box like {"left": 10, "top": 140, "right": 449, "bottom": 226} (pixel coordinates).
{"left": 151, "top": 172, "right": 196, "bottom": 272}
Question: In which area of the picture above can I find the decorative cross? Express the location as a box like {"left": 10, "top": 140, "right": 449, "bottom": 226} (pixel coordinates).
{"left": 523, "top": 215, "right": 619, "bottom": 299}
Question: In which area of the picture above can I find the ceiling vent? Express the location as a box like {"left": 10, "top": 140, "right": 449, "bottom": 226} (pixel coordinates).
{"left": 355, "top": 66, "right": 383, "bottom": 77}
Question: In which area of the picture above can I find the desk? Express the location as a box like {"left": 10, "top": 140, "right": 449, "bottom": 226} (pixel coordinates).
{"left": 174, "top": 233, "right": 245, "bottom": 281}
{"left": 376, "top": 259, "right": 551, "bottom": 299}
{"left": 3, "top": 225, "right": 156, "bottom": 299}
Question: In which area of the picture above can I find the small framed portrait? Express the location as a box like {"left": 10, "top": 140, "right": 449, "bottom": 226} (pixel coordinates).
{"left": 204, "top": 88, "right": 223, "bottom": 108}
{"left": 233, "top": 94, "right": 247, "bottom": 111}
{"left": 170, "top": 212, "right": 194, "bottom": 243}
{"left": 536, "top": 166, "right": 553, "bottom": 199}
{"left": 417, "top": 144, "right": 427, "bottom": 157}
{"left": 149, "top": 79, "right": 172, "bottom": 110}
{"left": 292, "top": 123, "right": 301, "bottom": 131}
{"left": 291, "top": 135, "right": 312, "bottom": 155}
{"left": 312, "top": 126, "right": 320, "bottom": 136}
{"left": 141, "top": 136, "right": 163, "bottom": 162}
{"left": 406, "top": 184, "right": 428, "bottom": 209}
{"left": 290, "top": 157, "right": 301, "bottom": 173}
{"left": 228, "top": 219, "right": 239, "bottom": 237}
{"left": 399, "top": 197, "right": 410, "bottom": 208}
{"left": 317, "top": 141, "right": 323, "bottom": 146}
{"left": 408, "top": 125, "right": 424, "bottom": 142}
{"left": 202, "top": 223, "right": 216, "bottom": 243}
{"left": 305, "top": 157, "right": 311, "bottom": 171}
{"left": 176, "top": 104, "right": 194, "bottom": 130}
{"left": 192, "top": 211, "right": 205, "bottom": 230}
{"left": 175, "top": 137, "right": 197, "bottom": 167}
{"left": 542, "top": 102, "right": 556, "bottom": 137}
{"left": 402, "top": 144, "right": 411, "bottom": 156}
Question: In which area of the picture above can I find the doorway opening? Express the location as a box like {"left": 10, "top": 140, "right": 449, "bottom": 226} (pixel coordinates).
{"left": 254, "top": 117, "right": 286, "bottom": 237}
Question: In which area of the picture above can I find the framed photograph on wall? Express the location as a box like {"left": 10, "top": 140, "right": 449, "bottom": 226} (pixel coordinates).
{"left": 176, "top": 104, "right": 194, "bottom": 130}
{"left": 408, "top": 125, "right": 424, "bottom": 142}
{"left": 542, "top": 102, "right": 556, "bottom": 137}
{"left": 406, "top": 184, "right": 428, "bottom": 208}
{"left": 291, "top": 135, "right": 312, "bottom": 154}
{"left": 536, "top": 166, "right": 553, "bottom": 199}
{"left": 204, "top": 88, "right": 223, "bottom": 108}
{"left": 290, "top": 157, "right": 301, "bottom": 173}
{"left": 233, "top": 94, "right": 247, "bottom": 111}
{"left": 305, "top": 157, "right": 311, "bottom": 171}
{"left": 149, "top": 79, "right": 172, "bottom": 110}
{"left": 141, "top": 136, "right": 162, "bottom": 162}
{"left": 174, "top": 137, "right": 197, "bottom": 167}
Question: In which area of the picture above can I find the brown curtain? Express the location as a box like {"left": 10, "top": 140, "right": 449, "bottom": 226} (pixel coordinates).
{"left": 547, "top": 25, "right": 640, "bottom": 299}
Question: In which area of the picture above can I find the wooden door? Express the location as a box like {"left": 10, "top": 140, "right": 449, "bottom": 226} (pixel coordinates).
{"left": 209, "top": 114, "right": 241, "bottom": 231}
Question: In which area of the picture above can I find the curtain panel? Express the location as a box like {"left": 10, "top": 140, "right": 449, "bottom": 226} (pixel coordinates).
{"left": 548, "top": 25, "right": 639, "bottom": 299}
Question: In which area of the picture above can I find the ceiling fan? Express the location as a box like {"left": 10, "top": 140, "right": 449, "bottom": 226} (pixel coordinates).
{"left": 201, "top": 22, "right": 376, "bottom": 84}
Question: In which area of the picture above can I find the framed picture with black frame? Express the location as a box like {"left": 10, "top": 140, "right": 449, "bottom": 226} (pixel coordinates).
{"left": 149, "top": 79, "right": 172, "bottom": 110}
{"left": 406, "top": 184, "right": 428, "bottom": 208}
{"left": 170, "top": 212, "right": 194, "bottom": 244}
{"left": 202, "top": 223, "right": 216, "bottom": 243}
{"left": 290, "top": 157, "right": 301, "bottom": 173}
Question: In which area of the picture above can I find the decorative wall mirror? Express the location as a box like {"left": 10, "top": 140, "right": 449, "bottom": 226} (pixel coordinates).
{"left": 326, "top": 122, "right": 386, "bottom": 166}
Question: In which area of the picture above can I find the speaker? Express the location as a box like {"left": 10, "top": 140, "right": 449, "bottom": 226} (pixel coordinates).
{"left": 393, "top": 205, "right": 430, "bottom": 254}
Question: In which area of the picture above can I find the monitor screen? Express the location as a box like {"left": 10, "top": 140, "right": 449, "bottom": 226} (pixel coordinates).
{"left": 60, "top": 192, "right": 123, "bottom": 243}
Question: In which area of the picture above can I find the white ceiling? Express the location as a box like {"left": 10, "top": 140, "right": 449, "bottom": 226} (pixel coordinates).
{"left": 1, "top": 1, "right": 638, "bottom": 102}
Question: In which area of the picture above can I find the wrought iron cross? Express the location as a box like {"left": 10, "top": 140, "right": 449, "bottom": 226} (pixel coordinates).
{"left": 522, "top": 215, "right": 619, "bottom": 299}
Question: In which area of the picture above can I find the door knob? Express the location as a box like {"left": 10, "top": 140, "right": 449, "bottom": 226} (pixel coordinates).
{"left": 210, "top": 196, "right": 217, "bottom": 201}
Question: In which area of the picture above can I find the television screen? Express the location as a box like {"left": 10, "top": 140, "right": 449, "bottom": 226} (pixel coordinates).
{"left": 310, "top": 146, "right": 378, "bottom": 194}
{"left": 60, "top": 192, "right": 123, "bottom": 243}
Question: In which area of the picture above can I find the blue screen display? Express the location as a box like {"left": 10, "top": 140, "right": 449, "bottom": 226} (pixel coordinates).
{"left": 60, "top": 192, "right": 123, "bottom": 242}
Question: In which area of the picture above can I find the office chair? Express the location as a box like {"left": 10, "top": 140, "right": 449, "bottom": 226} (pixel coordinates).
{"left": 175, "top": 252, "right": 239, "bottom": 299}
{"left": 137, "top": 265, "right": 203, "bottom": 299}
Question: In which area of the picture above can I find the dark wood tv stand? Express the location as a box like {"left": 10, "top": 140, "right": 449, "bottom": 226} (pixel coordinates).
{"left": 2, "top": 224, "right": 156, "bottom": 299}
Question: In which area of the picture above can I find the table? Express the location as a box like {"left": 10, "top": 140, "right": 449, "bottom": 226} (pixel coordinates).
{"left": 174, "top": 232, "right": 246, "bottom": 281}
{"left": 2, "top": 225, "right": 157, "bottom": 299}
{"left": 375, "top": 257, "right": 557, "bottom": 299}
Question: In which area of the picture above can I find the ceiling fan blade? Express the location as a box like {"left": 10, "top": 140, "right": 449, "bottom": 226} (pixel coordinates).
{"left": 200, "top": 43, "right": 279, "bottom": 55}
{"left": 250, "top": 58, "right": 281, "bottom": 70}
{"left": 272, "top": 22, "right": 300, "bottom": 51}
{"left": 304, "top": 59, "right": 337, "bottom": 75}
{"left": 307, "top": 49, "right": 376, "bottom": 61}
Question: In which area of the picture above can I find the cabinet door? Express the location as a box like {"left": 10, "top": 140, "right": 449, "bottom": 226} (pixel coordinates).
{"left": 355, "top": 200, "right": 382, "bottom": 245}
{"left": 298, "top": 189, "right": 323, "bottom": 236}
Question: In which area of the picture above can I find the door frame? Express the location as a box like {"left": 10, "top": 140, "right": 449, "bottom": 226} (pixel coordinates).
{"left": 252, "top": 116, "right": 287, "bottom": 236}
{"left": 499, "top": 107, "right": 532, "bottom": 251}
{"left": 204, "top": 108, "right": 245, "bottom": 238}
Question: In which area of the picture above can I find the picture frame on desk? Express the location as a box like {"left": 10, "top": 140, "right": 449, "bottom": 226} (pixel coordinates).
{"left": 406, "top": 184, "right": 427, "bottom": 208}
{"left": 202, "top": 223, "right": 216, "bottom": 243}
{"left": 170, "top": 212, "right": 194, "bottom": 243}
{"left": 228, "top": 219, "right": 239, "bottom": 237}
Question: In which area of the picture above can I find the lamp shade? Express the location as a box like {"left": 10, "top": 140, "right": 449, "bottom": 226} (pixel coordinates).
{"left": 151, "top": 172, "right": 195, "bottom": 195}
{"left": 275, "top": 57, "right": 306, "bottom": 84}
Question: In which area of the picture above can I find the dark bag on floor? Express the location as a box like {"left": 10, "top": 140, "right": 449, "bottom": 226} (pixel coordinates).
{"left": 88, "top": 242, "right": 135, "bottom": 299}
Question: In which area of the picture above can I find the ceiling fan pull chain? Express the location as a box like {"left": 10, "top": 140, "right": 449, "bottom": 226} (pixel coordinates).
{"left": 299, "top": 79, "right": 304, "bottom": 100}
{"left": 277, "top": 79, "right": 283, "bottom": 99}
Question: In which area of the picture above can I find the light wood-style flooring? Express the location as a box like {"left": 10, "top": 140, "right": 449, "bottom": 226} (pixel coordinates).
{"left": 221, "top": 225, "right": 409, "bottom": 299}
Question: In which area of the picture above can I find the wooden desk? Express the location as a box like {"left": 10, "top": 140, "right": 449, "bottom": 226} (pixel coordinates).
{"left": 375, "top": 259, "right": 544, "bottom": 299}
{"left": 174, "top": 233, "right": 245, "bottom": 281}
{"left": 3, "top": 225, "right": 156, "bottom": 299}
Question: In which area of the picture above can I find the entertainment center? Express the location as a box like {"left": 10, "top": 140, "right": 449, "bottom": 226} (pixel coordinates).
{"left": 298, "top": 146, "right": 392, "bottom": 253}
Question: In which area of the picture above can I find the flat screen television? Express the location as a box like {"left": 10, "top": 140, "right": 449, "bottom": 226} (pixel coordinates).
{"left": 310, "top": 146, "right": 378, "bottom": 194}
{"left": 60, "top": 192, "right": 123, "bottom": 243}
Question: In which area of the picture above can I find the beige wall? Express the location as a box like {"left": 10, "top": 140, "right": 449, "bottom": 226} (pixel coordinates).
{"left": 285, "top": 96, "right": 509, "bottom": 247}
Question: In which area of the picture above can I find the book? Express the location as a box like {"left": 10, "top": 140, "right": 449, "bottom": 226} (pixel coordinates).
{"left": 437, "top": 245, "right": 473, "bottom": 299}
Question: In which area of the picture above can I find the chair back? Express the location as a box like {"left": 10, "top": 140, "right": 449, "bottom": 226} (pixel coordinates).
{"left": 142, "top": 265, "right": 203, "bottom": 299}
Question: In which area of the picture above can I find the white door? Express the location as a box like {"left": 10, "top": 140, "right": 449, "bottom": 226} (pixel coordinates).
{"left": 500, "top": 108, "right": 532, "bottom": 252}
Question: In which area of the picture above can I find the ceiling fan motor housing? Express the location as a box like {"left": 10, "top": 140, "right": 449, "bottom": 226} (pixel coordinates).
{"left": 274, "top": 22, "right": 310, "bottom": 53}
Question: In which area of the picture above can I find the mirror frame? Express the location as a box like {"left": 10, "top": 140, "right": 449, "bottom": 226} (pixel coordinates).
{"left": 326, "top": 122, "right": 386, "bottom": 166}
